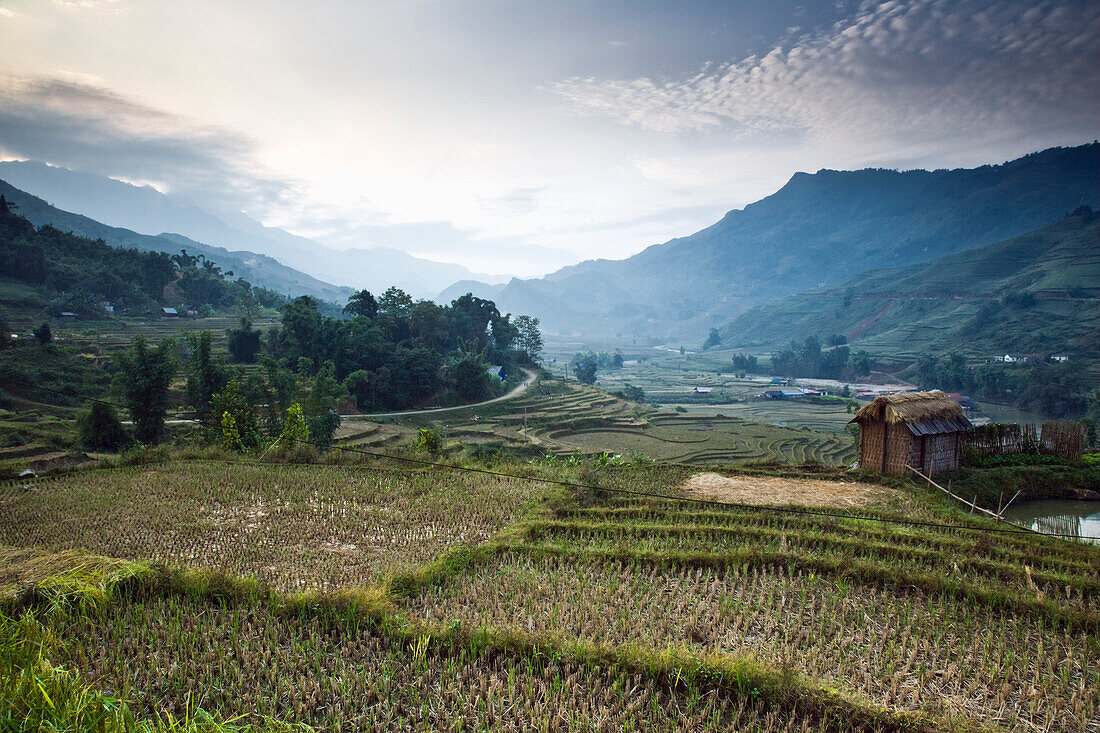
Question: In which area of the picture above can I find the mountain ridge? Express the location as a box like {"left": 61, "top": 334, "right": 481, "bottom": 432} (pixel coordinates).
{"left": 0, "top": 161, "right": 507, "bottom": 299}
{"left": 0, "top": 180, "right": 355, "bottom": 304}
{"left": 444, "top": 143, "right": 1100, "bottom": 338}
{"left": 718, "top": 210, "right": 1100, "bottom": 360}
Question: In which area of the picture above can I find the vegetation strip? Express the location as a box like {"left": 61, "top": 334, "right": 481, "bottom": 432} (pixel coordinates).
{"left": 502, "top": 543, "right": 1100, "bottom": 631}
{"left": 522, "top": 519, "right": 1100, "bottom": 596}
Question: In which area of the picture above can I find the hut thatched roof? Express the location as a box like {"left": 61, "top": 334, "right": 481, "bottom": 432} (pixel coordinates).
{"left": 849, "top": 391, "right": 972, "bottom": 436}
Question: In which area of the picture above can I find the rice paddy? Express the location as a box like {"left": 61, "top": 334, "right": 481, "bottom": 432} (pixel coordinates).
{"left": 0, "top": 460, "right": 549, "bottom": 591}
{"left": 343, "top": 377, "right": 859, "bottom": 466}
{"left": 1, "top": 456, "right": 1098, "bottom": 731}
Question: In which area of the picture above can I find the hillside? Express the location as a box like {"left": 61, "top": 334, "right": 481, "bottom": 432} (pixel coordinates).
{"left": 720, "top": 210, "right": 1100, "bottom": 361}
{"left": 453, "top": 143, "right": 1100, "bottom": 338}
{"left": 0, "top": 180, "right": 353, "bottom": 304}
{"left": 0, "top": 161, "right": 506, "bottom": 298}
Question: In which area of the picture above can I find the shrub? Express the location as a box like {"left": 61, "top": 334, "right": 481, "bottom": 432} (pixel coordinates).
{"left": 75, "top": 400, "right": 130, "bottom": 452}
{"left": 415, "top": 426, "right": 444, "bottom": 455}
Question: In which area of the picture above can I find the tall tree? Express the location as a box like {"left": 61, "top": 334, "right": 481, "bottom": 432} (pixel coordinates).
{"left": 513, "top": 315, "right": 543, "bottom": 364}
{"left": 113, "top": 336, "right": 176, "bottom": 444}
{"left": 185, "top": 331, "right": 229, "bottom": 420}
{"left": 571, "top": 352, "right": 598, "bottom": 385}
{"left": 343, "top": 289, "right": 379, "bottom": 318}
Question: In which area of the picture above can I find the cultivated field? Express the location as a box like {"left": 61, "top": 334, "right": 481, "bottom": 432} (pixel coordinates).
{"left": 2, "top": 457, "right": 1097, "bottom": 732}
{"left": 0, "top": 460, "right": 549, "bottom": 590}
{"left": 338, "top": 377, "right": 859, "bottom": 467}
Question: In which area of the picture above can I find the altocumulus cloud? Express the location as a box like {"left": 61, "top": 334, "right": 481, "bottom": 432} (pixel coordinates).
{"left": 0, "top": 74, "right": 298, "bottom": 215}
{"left": 548, "top": 0, "right": 1100, "bottom": 155}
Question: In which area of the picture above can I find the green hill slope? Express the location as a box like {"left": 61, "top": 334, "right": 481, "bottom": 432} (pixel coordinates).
{"left": 0, "top": 180, "right": 353, "bottom": 304}
{"left": 720, "top": 209, "right": 1100, "bottom": 362}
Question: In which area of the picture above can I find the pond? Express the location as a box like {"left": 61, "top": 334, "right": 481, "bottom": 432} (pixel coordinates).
{"left": 1001, "top": 499, "right": 1100, "bottom": 542}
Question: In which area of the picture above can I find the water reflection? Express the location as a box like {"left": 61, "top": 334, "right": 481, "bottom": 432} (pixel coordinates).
{"left": 1002, "top": 500, "right": 1100, "bottom": 542}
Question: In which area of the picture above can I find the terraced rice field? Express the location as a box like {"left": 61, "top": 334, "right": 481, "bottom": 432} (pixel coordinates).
{"left": 0, "top": 460, "right": 548, "bottom": 590}
{"left": 355, "top": 378, "right": 859, "bottom": 466}
{"left": 2, "top": 458, "right": 1097, "bottom": 732}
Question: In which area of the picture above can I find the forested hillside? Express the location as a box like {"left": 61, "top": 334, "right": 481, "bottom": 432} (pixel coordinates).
{"left": 453, "top": 143, "right": 1100, "bottom": 338}
{"left": 0, "top": 180, "right": 353, "bottom": 305}
{"left": 0, "top": 195, "right": 285, "bottom": 316}
{"left": 720, "top": 208, "right": 1100, "bottom": 358}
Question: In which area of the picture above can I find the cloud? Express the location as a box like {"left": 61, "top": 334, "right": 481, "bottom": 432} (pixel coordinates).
{"left": 477, "top": 187, "right": 543, "bottom": 216}
{"left": 0, "top": 74, "right": 299, "bottom": 216}
{"left": 548, "top": 0, "right": 1100, "bottom": 155}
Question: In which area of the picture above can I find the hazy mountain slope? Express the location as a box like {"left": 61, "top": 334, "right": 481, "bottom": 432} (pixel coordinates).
{"left": 0, "top": 180, "right": 354, "bottom": 304}
{"left": 468, "top": 143, "right": 1100, "bottom": 338}
{"left": 719, "top": 210, "right": 1100, "bottom": 360}
{"left": 0, "top": 161, "right": 504, "bottom": 298}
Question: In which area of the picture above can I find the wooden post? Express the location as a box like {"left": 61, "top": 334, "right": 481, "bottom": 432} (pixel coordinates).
{"left": 907, "top": 465, "right": 1003, "bottom": 520}
{"left": 882, "top": 422, "right": 889, "bottom": 472}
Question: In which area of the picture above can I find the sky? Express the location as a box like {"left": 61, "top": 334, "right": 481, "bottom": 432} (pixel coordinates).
{"left": 0, "top": 0, "right": 1097, "bottom": 277}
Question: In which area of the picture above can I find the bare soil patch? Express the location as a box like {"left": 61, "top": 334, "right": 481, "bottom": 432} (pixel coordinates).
{"left": 683, "top": 472, "right": 893, "bottom": 508}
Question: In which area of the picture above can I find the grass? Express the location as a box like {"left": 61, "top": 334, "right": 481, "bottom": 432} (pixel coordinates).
{"left": 1, "top": 454, "right": 1098, "bottom": 731}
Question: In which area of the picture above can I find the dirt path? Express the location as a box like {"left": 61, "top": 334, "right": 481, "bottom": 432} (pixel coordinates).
{"left": 683, "top": 472, "right": 894, "bottom": 508}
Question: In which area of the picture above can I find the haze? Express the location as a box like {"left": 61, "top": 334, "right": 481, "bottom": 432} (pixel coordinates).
{"left": 0, "top": 0, "right": 1097, "bottom": 277}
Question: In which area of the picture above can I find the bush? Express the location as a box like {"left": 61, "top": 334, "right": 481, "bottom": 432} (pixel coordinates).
{"left": 415, "top": 426, "right": 443, "bottom": 455}
{"left": 75, "top": 400, "right": 130, "bottom": 452}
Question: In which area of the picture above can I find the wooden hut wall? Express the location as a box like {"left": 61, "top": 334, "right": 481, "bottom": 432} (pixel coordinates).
{"left": 883, "top": 423, "right": 914, "bottom": 474}
{"left": 918, "top": 433, "right": 960, "bottom": 476}
{"left": 858, "top": 421, "right": 885, "bottom": 470}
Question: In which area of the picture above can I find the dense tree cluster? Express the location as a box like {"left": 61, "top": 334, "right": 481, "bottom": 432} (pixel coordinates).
{"left": 914, "top": 354, "right": 1089, "bottom": 418}
{"left": 106, "top": 285, "right": 541, "bottom": 448}
{"left": 770, "top": 335, "right": 872, "bottom": 380}
{"left": 261, "top": 288, "right": 539, "bottom": 412}
{"left": 0, "top": 197, "right": 285, "bottom": 315}
{"left": 731, "top": 353, "right": 758, "bottom": 372}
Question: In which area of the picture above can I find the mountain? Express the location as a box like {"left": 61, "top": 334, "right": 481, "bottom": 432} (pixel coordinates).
{"left": 0, "top": 180, "right": 354, "bottom": 304}
{"left": 448, "top": 143, "right": 1100, "bottom": 338}
{"left": 0, "top": 161, "right": 506, "bottom": 299}
{"left": 718, "top": 209, "right": 1100, "bottom": 361}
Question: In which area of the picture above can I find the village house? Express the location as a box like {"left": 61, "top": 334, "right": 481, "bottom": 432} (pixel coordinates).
{"left": 850, "top": 391, "right": 972, "bottom": 476}
{"left": 692, "top": 386, "right": 712, "bottom": 395}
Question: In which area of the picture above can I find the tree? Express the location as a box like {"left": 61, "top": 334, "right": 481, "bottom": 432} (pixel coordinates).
{"left": 113, "top": 336, "right": 176, "bottom": 444}
{"left": 0, "top": 306, "right": 9, "bottom": 350}
{"left": 513, "top": 315, "right": 543, "bottom": 364}
{"left": 703, "top": 328, "right": 721, "bottom": 349}
{"left": 210, "top": 380, "right": 261, "bottom": 452}
{"left": 344, "top": 289, "right": 379, "bottom": 318}
{"left": 227, "top": 318, "right": 262, "bottom": 363}
{"left": 378, "top": 286, "right": 414, "bottom": 316}
{"left": 302, "top": 361, "right": 347, "bottom": 447}
{"left": 184, "top": 331, "right": 229, "bottom": 421}
{"left": 75, "top": 400, "right": 130, "bottom": 452}
{"left": 33, "top": 322, "right": 52, "bottom": 346}
{"left": 451, "top": 351, "right": 495, "bottom": 402}
{"left": 571, "top": 352, "right": 598, "bottom": 385}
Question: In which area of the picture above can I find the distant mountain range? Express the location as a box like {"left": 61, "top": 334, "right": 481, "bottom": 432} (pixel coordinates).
{"left": 0, "top": 161, "right": 506, "bottom": 300}
{"left": 719, "top": 209, "right": 1100, "bottom": 360}
{"left": 0, "top": 180, "right": 354, "bottom": 304}
{"left": 444, "top": 143, "right": 1100, "bottom": 338}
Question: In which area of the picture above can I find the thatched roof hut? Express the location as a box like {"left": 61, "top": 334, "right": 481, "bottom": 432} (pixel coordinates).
{"left": 849, "top": 391, "right": 972, "bottom": 475}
